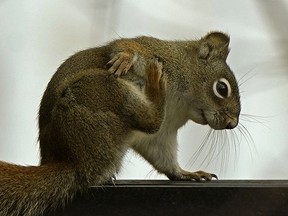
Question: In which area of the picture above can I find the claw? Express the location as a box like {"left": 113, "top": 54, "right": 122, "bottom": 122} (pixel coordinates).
{"left": 211, "top": 173, "right": 218, "bottom": 180}
{"left": 107, "top": 52, "right": 134, "bottom": 77}
{"left": 110, "top": 175, "right": 117, "bottom": 186}
{"left": 112, "top": 175, "right": 116, "bottom": 181}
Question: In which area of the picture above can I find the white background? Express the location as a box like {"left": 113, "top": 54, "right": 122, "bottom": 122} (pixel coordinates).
{"left": 0, "top": 0, "right": 288, "bottom": 179}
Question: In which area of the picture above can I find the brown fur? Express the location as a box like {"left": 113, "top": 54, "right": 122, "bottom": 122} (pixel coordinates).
{"left": 0, "top": 59, "right": 166, "bottom": 215}
{"left": 0, "top": 32, "right": 240, "bottom": 215}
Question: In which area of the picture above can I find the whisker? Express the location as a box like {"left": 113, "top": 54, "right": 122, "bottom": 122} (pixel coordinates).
{"left": 207, "top": 130, "right": 233, "bottom": 174}
{"left": 212, "top": 130, "right": 226, "bottom": 172}
{"left": 237, "top": 123, "right": 257, "bottom": 160}
{"left": 218, "top": 131, "right": 226, "bottom": 173}
{"left": 187, "top": 125, "right": 241, "bottom": 175}
{"left": 225, "top": 130, "right": 231, "bottom": 171}
{"left": 145, "top": 169, "right": 155, "bottom": 179}
{"left": 241, "top": 113, "right": 270, "bottom": 118}
{"left": 241, "top": 113, "right": 270, "bottom": 122}
{"left": 186, "top": 109, "right": 258, "bottom": 177}
{"left": 199, "top": 129, "right": 217, "bottom": 168}
{"left": 231, "top": 128, "right": 241, "bottom": 168}
{"left": 238, "top": 67, "right": 257, "bottom": 88}
{"left": 187, "top": 128, "right": 213, "bottom": 167}
{"left": 209, "top": 130, "right": 216, "bottom": 163}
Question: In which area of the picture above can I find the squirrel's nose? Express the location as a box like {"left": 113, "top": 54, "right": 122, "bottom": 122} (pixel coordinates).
{"left": 225, "top": 118, "right": 238, "bottom": 129}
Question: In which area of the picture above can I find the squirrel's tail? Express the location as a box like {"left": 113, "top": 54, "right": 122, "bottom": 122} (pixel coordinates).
{"left": 0, "top": 161, "right": 81, "bottom": 216}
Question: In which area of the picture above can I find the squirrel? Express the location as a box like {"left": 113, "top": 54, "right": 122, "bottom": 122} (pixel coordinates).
{"left": 0, "top": 31, "right": 240, "bottom": 216}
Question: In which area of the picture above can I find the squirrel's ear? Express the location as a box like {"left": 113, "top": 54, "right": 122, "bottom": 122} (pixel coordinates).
{"left": 199, "top": 32, "right": 230, "bottom": 60}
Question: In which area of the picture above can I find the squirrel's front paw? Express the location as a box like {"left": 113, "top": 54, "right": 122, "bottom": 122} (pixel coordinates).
{"left": 168, "top": 169, "right": 218, "bottom": 182}
{"left": 107, "top": 52, "right": 134, "bottom": 77}
{"left": 145, "top": 58, "right": 166, "bottom": 94}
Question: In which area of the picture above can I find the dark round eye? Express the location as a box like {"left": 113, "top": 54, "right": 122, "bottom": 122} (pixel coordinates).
{"left": 213, "top": 78, "right": 231, "bottom": 99}
{"left": 217, "top": 81, "right": 228, "bottom": 97}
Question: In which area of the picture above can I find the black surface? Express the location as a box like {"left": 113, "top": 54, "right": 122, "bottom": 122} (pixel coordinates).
{"left": 47, "top": 180, "right": 288, "bottom": 216}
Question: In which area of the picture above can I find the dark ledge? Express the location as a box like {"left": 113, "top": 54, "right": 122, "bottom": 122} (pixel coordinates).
{"left": 49, "top": 180, "right": 288, "bottom": 216}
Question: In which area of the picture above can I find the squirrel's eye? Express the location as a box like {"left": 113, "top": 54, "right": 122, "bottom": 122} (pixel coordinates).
{"left": 213, "top": 78, "right": 231, "bottom": 99}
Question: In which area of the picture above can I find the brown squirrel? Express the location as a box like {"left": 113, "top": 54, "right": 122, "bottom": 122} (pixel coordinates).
{"left": 0, "top": 31, "right": 240, "bottom": 216}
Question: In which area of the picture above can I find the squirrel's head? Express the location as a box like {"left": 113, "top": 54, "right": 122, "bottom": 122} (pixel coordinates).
{"left": 183, "top": 32, "right": 240, "bottom": 130}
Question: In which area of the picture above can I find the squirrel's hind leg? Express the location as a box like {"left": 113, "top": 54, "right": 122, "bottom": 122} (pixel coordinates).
{"left": 50, "top": 92, "right": 129, "bottom": 186}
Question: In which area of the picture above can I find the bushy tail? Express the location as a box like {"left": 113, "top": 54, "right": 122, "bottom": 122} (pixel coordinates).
{"left": 0, "top": 161, "right": 81, "bottom": 216}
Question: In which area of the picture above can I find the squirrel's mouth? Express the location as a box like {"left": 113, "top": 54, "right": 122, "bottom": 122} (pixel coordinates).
{"left": 201, "top": 110, "right": 239, "bottom": 130}
{"left": 199, "top": 109, "right": 208, "bottom": 125}
{"left": 201, "top": 110, "right": 220, "bottom": 129}
{"left": 200, "top": 110, "right": 227, "bottom": 130}
{"left": 190, "top": 109, "right": 208, "bottom": 125}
